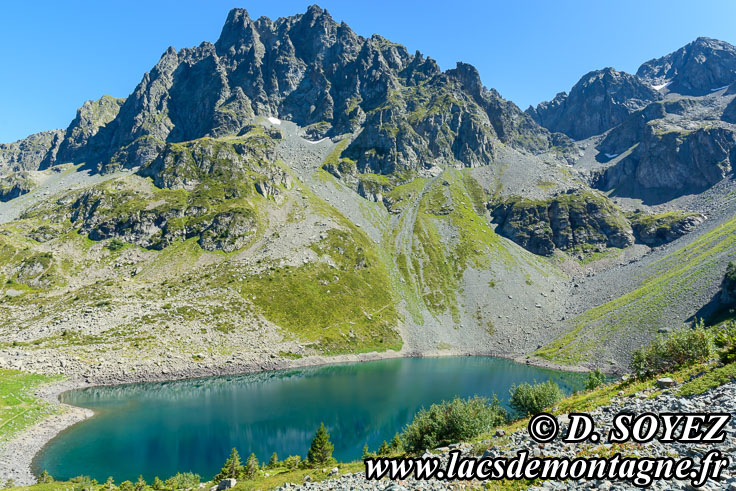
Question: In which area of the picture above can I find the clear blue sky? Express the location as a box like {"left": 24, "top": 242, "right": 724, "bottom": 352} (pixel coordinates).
{"left": 2, "top": 1, "right": 735, "bottom": 143}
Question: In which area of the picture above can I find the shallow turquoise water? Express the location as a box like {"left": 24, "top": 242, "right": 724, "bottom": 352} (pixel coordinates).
{"left": 34, "top": 356, "right": 586, "bottom": 482}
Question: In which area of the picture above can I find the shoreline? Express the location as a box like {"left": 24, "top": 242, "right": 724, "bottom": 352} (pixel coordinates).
{"left": 1, "top": 348, "right": 598, "bottom": 486}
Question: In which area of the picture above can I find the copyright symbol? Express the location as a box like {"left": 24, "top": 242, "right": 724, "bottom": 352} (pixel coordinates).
{"left": 528, "top": 413, "right": 559, "bottom": 443}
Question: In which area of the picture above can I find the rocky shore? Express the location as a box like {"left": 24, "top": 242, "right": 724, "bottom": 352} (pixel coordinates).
{"left": 0, "top": 381, "right": 92, "bottom": 486}
{"left": 282, "top": 381, "right": 736, "bottom": 490}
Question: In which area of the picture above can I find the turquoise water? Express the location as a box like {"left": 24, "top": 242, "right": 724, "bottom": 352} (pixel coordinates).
{"left": 34, "top": 356, "right": 586, "bottom": 482}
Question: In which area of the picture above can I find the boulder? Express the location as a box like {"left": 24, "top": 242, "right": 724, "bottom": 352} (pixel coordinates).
{"left": 216, "top": 478, "right": 236, "bottom": 490}
{"left": 656, "top": 377, "right": 676, "bottom": 389}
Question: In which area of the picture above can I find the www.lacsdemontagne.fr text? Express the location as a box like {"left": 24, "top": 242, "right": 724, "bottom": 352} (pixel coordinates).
{"left": 364, "top": 449, "right": 729, "bottom": 487}
{"left": 364, "top": 412, "right": 732, "bottom": 487}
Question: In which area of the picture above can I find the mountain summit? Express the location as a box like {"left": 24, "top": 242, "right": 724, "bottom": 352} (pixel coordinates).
{"left": 14, "top": 6, "right": 566, "bottom": 178}
{"left": 637, "top": 36, "right": 736, "bottom": 95}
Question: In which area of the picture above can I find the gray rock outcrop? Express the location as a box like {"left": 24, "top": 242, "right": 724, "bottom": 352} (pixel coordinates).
{"left": 637, "top": 37, "right": 736, "bottom": 95}
{"left": 528, "top": 68, "right": 661, "bottom": 140}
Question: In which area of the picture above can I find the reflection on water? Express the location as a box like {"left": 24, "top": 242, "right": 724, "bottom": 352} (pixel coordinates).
{"left": 37, "top": 356, "right": 586, "bottom": 482}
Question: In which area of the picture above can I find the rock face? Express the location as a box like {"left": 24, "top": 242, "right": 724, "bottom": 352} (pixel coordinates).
{"left": 636, "top": 37, "right": 736, "bottom": 95}
{"left": 68, "top": 185, "right": 257, "bottom": 253}
{"left": 721, "top": 262, "right": 736, "bottom": 306}
{"left": 53, "top": 95, "right": 124, "bottom": 166}
{"left": 138, "top": 128, "right": 281, "bottom": 191}
{"left": 629, "top": 211, "right": 706, "bottom": 247}
{"left": 723, "top": 96, "right": 736, "bottom": 123}
{"left": 594, "top": 125, "right": 736, "bottom": 198}
{"left": 0, "top": 130, "right": 64, "bottom": 173}
{"left": 489, "top": 191, "right": 634, "bottom": 256}
{"left": 26, "top": 6, "right": 570, "bottom": 174}
{"left": 527, "top": 68, "right": 661, "bottom": 140}
{"left": 0, "top": 172, "right": 35, "bottom": 202}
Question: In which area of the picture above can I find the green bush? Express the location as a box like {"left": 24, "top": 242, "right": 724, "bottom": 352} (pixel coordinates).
{"left": 106, "top": 238, "right": 125, "bottom": 252}
{"left": 282, "top": 455, "right": 302, "bottom": 470}
{"left": 509, "top": 380, "right": 563, "bottom": 416}
{"left": 630, "top": 326, "right": 712, "bottom": 378}
{"left": 584, "top": 369, "right": 605, "bottom": 391}
{"left": 726, "top": 262, "right": 736, "bottom": 286}
{"left": 714, "top": 320, "right": 736, "bottom": 364}
{"left": 163, "top": 472, "right": 200, "bottom": 489}
{"left": 401, "top": 396, "right": 506, "bottom": 453}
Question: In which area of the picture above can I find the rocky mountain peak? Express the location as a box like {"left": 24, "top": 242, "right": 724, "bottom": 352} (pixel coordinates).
{"left": 215, "top": 8, "right": 254, "bottom": 53}
{"left": 528, "top": 67, "right": 660, "bottom": 140}
{"left": 3, "top": 4, "right": 564, "bottom": 177}
{"left": 636, "top": 37, "right": 736, "bottom": 94}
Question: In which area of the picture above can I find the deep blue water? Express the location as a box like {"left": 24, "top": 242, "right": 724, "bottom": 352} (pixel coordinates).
{"left": 34, "top": 356, "right": 586, "bottom": 482}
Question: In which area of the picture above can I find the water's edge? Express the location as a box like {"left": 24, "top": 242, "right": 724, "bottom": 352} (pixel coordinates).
{"left": 5, "top": 350, "right": 595, "bottom": 485}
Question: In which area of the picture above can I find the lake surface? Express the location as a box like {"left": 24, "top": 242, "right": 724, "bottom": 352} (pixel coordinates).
{"left": 35, "top": 356, "right": 586, "bottom": 482}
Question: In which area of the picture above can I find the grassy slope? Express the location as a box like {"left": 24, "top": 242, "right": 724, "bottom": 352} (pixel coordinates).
{"left": 397, "top": 168, "right": 560, "bottom": 324}
{"left": 536, "top": 213, "right": 736, "bottom": 365}
{"left": 0, "top": 369, "right": 60, "bottom": 444}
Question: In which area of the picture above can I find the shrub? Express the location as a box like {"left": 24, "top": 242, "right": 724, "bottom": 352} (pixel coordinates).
{"left": 282, "top": 455, "right": 302, "bottom": 470}
{"left": 629, "top": 326, "right": 712, "bottom": 378}
{"left": 584, "top": 369, "right": 606, "bottom": 391}
{"left": 401, "top": 396, "right": 506, "bottom": 453}
{"left": 106, "top": 238, "right": 125, "bottom": 252}
{"left": 164, "top": 472, "right": 200, "bottom": 489}
{"left": 714, "top": 320, "right": 736, "bottom": 364}
{"left": 509, "top": 380, "right": 564, "bottom": 416}
{"left": 307, "top": 422, "right": 335, "bottom": 467}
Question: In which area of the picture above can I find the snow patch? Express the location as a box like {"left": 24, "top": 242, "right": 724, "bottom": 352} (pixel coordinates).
{"left": 651, "top": 81, "right": 671, "bottom": 91}
{"left": 605, "top": 153, "right": 618, "bottom": 159}
{"left": 267, "top": 117, "right": 281, "bottom": 125}
{"left": 307, "top": 137, "right": 329, "bottom": 145}
{"left": 711, "top": 85, "right": 729, "bottom": 92}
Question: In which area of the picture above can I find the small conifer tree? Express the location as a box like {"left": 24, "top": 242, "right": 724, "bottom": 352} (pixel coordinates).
{"left": 268, "top": 452, "right": 279, "bottom": 468}
{"left": 134, "top": 475, "right": 146, "bottom": 491}
{"left": 307, "top": 422, "right": 335, "bottom": 467}
{"left": 244, "top": 453, "right": 259, "bottom": 479}
{"left": 38, "top": 470, "right": 53, "bottom": 484}
{"left": 214, "top": 448, "right": 244, "bottom": 481}
{"left": 378, "top": 440, "right": 391, "bottom": 456}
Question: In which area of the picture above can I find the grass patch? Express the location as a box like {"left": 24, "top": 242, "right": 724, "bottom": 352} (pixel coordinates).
{"left": 238, "top": 228, "right": 401, "bottom": 355}
{"left": 0, "top": 369, "right": 60, "bottom": 444}
{"left": 679, "top": 362, "right": 736, "bottom": 396}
